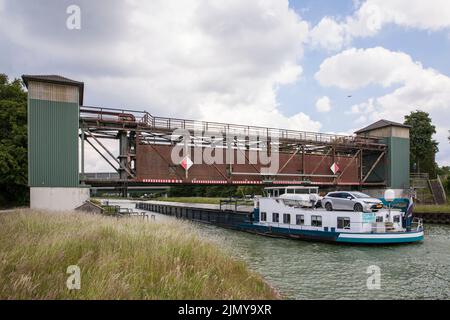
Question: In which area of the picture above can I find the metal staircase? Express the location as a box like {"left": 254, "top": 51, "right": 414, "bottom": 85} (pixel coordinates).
{"left": 429, "top": 176, "right": 447, "bottom": 205}
{"left": 411, "top": 173, "right": 447, "bottom": 205}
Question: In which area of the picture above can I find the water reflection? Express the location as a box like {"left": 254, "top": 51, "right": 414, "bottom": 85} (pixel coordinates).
{"left": 195, "top": 223, "right": 450, "bottom": 299}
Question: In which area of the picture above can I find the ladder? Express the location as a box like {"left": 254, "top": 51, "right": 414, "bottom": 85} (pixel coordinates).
{"left": 429, "top": 176, "right": 447, "bottom": 205}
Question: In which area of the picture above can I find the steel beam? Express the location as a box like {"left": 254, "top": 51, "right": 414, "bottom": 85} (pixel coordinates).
{"left": 231, "top": 172, "right": 337, "bottom": 178}
{"left": 277, "top": 147, "right": 300, "bottom": 174}
{"left": 310, "top": 147, "right": 332, "bottom": 175}
{"left": 362, "top": 151, "right": 386, "bottom": 183}
{"left": 85, "top": 129, "right": 134, "bottom": 178}
{"left": 85, "top": 137, "right": 119, "bottom": 172}
{"left": 337, "top": 150, "right": 361, "bottom": 182}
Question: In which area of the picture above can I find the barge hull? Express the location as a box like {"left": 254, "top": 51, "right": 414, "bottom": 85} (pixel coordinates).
{"left": 137, "top": 202, "right": 424, "bottom": 245}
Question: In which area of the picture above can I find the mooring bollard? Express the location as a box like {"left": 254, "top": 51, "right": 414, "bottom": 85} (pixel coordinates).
{"left": 151, "top": 214, "right": 156, "bottom": 221}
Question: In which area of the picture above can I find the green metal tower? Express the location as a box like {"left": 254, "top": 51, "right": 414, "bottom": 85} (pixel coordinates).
{"left": 22, "top": 75, "right": 89, "bottom": 210}
{"left": 356, "top": 119, "right": 411, "bottom": 190}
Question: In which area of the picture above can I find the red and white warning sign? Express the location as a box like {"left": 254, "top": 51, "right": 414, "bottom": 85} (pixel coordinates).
{"left": 180, "top": 156, "right": 193, "bottom": 171}
{"left": 330, "top": 162, "right": 340, "bottom": 174}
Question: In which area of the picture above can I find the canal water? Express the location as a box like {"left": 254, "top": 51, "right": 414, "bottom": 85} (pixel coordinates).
{"left": 108, "top": 200, "right": 450, "bottom": 299}
{"left": 195, "top": 223, "right": 450, "bottom": 299}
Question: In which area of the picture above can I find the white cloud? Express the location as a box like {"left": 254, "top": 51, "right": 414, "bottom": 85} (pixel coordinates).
{"left": 309, "top": 0, "right": 450, "bottom": 50}
{"left": 309, "top": 17, "right": 347, "bottom": 51}
{"left": 315, "top": 47, "right": 425, "bottom": 90}
{"left": 435, "top": 127, "right": 450, "bottom": 166}
{"left": 315, "top": 46, "right": 450, "bottom": 165}
{"left": 80, "top": 139, "right": 119, "bottom": 173}
{"left": 0, "top": 0, "right": 322, "bottom": 171}
{"left": 315, "top": 96, "right": 331, "bottom": 113}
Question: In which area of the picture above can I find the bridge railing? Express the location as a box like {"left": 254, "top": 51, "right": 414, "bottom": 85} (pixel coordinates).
{"left": 80, "top": 106, "right": 148, "bottom": 125}
{"left": 143, "top": 114, "right": 385, "bottom": 147}
{"left": 83, "top": 172, "right": 120, "bottom": 180}
{"left": 81, "top": 105, "right": 385, "bottom": 148}
{"left": 142, "top": 115, "right": 383, "bottom": 145}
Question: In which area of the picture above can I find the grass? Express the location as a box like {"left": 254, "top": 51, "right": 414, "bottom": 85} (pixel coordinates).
{"left": 415, "top": 204, "right": 450, "bottom": 214}
{"left": 0, "top": 210, "right": 278, "bottom": 300}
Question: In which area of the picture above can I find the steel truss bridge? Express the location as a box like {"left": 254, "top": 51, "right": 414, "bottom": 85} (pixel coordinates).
{"left": 79, "top": 106, "right": 388, "bottom": 189}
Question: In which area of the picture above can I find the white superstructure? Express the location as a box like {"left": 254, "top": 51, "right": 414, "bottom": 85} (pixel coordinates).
{"left": 248, "top": 186, "right": 424, "bottom": 244}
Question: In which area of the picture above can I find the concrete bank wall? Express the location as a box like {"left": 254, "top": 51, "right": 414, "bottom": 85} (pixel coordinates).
{"left": 413, "top": 212, "right": 450, "bottom": 224}
{"left": 30, "top": 187, "right": 89, "bottom": 211}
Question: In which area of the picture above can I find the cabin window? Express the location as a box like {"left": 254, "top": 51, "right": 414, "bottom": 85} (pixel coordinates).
{"left": 287, "top": 189, "right": 295, "bottom": 194}
{"left": 295, "top": 189, "right": 309, "bottom": 194}
{"left": 311, "top": 215, "right": 322, "bottom": 227}
{"left": 260, "top": 211, "right": 267, "bottom": 222}
{"left": 283, "top": 213, "right": 291, "bottom": 224}
{"left": 393, "top": 215, "right": 400, "bottom": 223}
{"left": 296, "top": 214, "right": 304, "bottom": 225}
{"left": 376, "top": 216, "right": 383, "bottom": 223}
{"left": 279, "top": 189, "right": 286, "bottom": 195}
{"left": 337, "top": 217, "right": 351, "bottom": 229}
{"left": 272, "top": 212, "right": 279, "bottom": 223}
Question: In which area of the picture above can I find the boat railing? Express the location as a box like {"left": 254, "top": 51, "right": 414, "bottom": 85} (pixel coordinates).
{"left": 410, "top": 217, "right": 424, "bottom": 231}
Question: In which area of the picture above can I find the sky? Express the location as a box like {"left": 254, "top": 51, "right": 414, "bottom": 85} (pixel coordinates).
{"left": 1, "top": 0, "right": 449, "bottom": 171}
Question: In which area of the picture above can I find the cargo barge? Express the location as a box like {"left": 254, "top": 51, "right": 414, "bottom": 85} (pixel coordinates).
{"left": 136, "top": 187, "right": 424, "bottom": 245}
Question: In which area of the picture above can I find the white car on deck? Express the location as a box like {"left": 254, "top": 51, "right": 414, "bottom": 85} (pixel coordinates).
{"left": 322, "top": 191, "right": 383, "bottom": 212}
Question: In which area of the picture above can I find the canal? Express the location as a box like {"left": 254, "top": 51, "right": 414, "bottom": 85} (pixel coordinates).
{"left": 110, "top": 200, "right": 450, "bottom": 299}
{"left": 195, "top": 223, "right": 450, "bottom": 299}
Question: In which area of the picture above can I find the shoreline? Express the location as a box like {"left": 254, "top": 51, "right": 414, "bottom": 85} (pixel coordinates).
{"left": 0, "top": 209, "right": 279, "bottom": 300}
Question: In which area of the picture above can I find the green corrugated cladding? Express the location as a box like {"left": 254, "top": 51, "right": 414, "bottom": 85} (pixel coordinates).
{"left": 385, "top": 137, "right": 410, "bottom": 189}
{"left": 28, "top": 99, "right": 79, "bottom": 187}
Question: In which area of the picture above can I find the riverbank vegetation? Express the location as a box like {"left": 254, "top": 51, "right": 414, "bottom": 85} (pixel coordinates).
{"left": 0, "top": 75, "right": 28, "bottom": 208}
{"left": 168, "top": 185, "right": 264, "bottom": 198}
{"left": 0, "top": 210, "right": 278, "bottom": 299}
{"left": 415, "top": 204, "right": 450, "bottom": 214}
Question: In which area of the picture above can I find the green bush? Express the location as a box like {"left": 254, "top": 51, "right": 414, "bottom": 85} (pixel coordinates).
{"left": 445, "top": 177, "right": 450, "bottom": 197}
{"left": 0, "top": 74, "right": 28, "bottom": 207}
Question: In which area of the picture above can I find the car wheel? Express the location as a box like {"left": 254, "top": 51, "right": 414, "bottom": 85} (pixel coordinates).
{"left": 325, "top": 202, "right": 333, "bottom": 211}
{"left": 354, "top": 203, "right": 363, "bottom": 212}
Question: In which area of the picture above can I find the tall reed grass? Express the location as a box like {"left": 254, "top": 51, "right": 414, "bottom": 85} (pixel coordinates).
{"left": 0, "top": 210, "right": 278, "bottom": 299}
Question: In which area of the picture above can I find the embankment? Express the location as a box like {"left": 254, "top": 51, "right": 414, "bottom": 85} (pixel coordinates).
{"left": 413, "top": 211, "right": 450, "bottom": 224}
{"left": 0, "top": 210, "right": 278, "bottom": 299}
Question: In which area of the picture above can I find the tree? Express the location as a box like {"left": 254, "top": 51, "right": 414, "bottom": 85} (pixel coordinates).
{"left": 0, "top": 74, "right": 28, "bottom": 207}
{"left": 437, "top": 166, "right": 450, "bottom": 177}
{"left": 436, "top": 166, "right": 450, "bottom": 196}
{"left": 404, "top": 110, "right": 439, "bottom": 178}
{"left": 446, "top": 177, "right": 450, "bottom": 196}
{"left": 236, "top": 185, "right": 264, "bottom": 197}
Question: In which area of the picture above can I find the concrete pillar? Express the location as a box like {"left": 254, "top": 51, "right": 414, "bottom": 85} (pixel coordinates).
{"left": 118, "top": 130, "right": 129, "bottom": 197}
